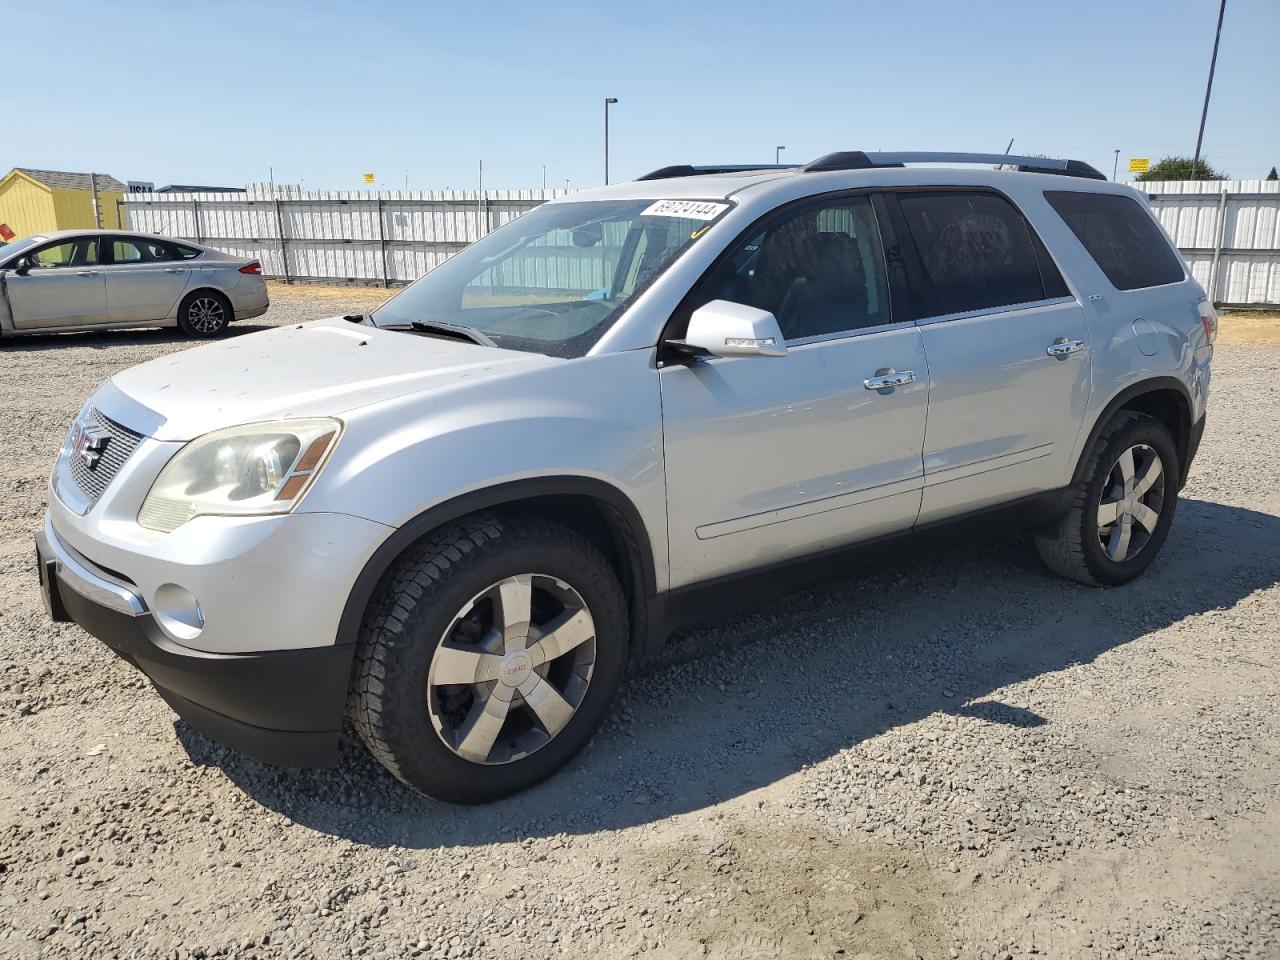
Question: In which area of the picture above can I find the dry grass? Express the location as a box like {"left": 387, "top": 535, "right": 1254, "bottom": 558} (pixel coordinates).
{"left": 1219, "top": 311, "right": 1280, "bottom": 347}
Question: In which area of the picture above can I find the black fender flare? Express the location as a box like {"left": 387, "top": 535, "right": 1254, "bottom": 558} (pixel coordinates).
{"left": 1070, "top": 376, "right": 1195, "bottom": 487}
{"left": 334, "top": 476, "right": 659, "bottom": 651}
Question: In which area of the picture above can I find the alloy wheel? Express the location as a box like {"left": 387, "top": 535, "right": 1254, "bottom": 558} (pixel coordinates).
{"left": 1096, "top": 443, "right": 1165, "bottom": 562}
{"left": 426, "top": 574, "right": 596, "bottom": 765}
{"left": 188, "top": 297, "right": 226, "bottom": 333}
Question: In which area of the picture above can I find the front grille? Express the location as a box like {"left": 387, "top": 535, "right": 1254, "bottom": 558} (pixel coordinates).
{"left": 66, "top": 408, "right": 144, "bottom": 502}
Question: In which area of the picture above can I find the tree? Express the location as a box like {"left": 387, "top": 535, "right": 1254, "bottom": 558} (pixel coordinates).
{"left": 1135, "top": 156, "right": 1229, "bottom": 181}
{"left": 1267, "top": 167, "right": 1279, "bottom": 181}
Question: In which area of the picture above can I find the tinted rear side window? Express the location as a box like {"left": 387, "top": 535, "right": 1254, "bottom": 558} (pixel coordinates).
{"left": 1044, "top": 191, "right": 1184, "bottom": 291}
{"left": 898, "top": 191, "right": 1047, "bottom": 317}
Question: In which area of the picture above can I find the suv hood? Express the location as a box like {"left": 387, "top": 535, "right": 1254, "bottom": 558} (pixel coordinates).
{"left": 105, "top": 317, "right": 561, "bottom": 441}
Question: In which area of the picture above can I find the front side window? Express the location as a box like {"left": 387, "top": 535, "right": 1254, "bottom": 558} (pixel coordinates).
{"left": 1045, "top": 191, "right": 1185, "bottom": 291}
{"left": 685, "top": 195, "right": 892, "bottom": 341}
{"left": 29, "top": 237, "right": 98, "bottom": 269}
{"left": 111, "top": 238, "right": 173, "bottom": 264}
{"left": 898, "top": 191, "right": 1046, "bottom": 317}
{"left": 372, "top": 199, "right": 728, "bottom": 358}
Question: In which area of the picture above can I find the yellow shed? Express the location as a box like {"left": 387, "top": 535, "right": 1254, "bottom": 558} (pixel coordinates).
{"left": 0, "top": 168, "right": 127, "bottom": 240}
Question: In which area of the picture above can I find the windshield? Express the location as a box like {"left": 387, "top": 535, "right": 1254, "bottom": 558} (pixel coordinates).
{"left": 0, "top": 235, "right": 47, "bottom": 265}
{"left": 371, "top": 199, "right": 729, "bottom": 358}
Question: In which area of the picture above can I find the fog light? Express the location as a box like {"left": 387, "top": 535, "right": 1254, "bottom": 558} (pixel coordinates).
{"left": 152, "top": 584, "right": 205, "bottom": 641}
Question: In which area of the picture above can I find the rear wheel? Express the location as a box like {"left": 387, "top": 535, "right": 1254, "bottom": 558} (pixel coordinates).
{"left": 349, "top": 513, "right": 627, "bottom": 803}
{"left": 177, "top": 290, "right": 231, "bottom": 338}
{"left": 1035, "top": 411, "right": 1179, "bottom": 586}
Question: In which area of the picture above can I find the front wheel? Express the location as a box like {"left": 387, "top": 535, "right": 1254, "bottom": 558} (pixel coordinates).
{"left": 349, "top": 514, "right": 628, "bottom": 803}
{"left": 1035, "top": 411, "right": 1180, "bottom": 586}
{"left": 177, "top": 290, "right": 231, "bottom": 338}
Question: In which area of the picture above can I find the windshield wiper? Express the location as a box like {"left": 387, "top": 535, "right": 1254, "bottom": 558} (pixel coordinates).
{"left": 407, "top": 319, "right": 496, "bottom": 347}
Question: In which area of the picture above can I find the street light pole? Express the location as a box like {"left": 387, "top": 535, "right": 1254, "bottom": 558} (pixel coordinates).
{"left": 541, "top": 164, "right": 547, "bottom": 191}
{"left": 1192, "top": 0, "right": 1227, "bottom": 180}
{"left": 604, "top": 97, "right": 618, "bottom": 185}
{"left": 1113, "top": 149, "right": 1120, "bottom": 182}
{"left": 775, "top": 145, "right": 785, "bottom": 164}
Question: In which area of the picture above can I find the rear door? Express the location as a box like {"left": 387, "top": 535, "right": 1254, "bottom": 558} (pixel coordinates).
{"left": 888, "top": 189, "right": 1092, "bottom": 524}
{"left": 101, "top": 236, "right": 192, "bottom": 323}
{"left": 659, "top": 193, "right": 929, "bottom": 588}
{"left": 5, "top": 236, "right": 107, "bottom": 329}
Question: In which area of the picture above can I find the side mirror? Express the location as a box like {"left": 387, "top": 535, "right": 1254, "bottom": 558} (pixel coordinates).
{"left": 670, "top": 299, "right": 787, "bottom": 358}
{"left": 12, "top": 257, "right": 33, "bottom": 276}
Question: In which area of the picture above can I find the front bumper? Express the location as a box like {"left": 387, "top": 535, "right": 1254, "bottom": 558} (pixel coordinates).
{"left": 37, "top": 518, "right": 354, "bottom": 767}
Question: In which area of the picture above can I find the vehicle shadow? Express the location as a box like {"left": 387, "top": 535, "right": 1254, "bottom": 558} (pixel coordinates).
{"left": 0, "top": 323, "right": 274, "bottom": 351}
{"left": 178, "top": 497, "right": 1280, "bottom": 849}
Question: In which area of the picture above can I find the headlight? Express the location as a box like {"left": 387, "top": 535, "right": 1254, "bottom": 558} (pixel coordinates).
{"left": 138, "top": 419, "right": 342, "bottom": 532}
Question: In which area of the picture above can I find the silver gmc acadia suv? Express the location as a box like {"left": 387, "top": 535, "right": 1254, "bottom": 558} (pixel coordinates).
{"left": 36, "top": 151, "right": 1215, "bottom": 803}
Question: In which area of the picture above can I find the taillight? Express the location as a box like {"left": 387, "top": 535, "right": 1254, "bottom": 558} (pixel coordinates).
{"left": 239, "top": 261, "right": 262, "bottom": 275}
{"left": 1198, "top": 298, "right": 1218, "bottom": 346}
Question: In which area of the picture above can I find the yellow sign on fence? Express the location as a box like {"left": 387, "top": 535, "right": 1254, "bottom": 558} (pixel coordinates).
{"left": 362, "top": 173, "right": 376, "bottom": 184}
{"left": 1128, "top": 158, "right": 1150, "bottom": 174}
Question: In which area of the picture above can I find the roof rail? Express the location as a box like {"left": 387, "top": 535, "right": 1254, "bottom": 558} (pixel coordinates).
{"left": 803, "top": 151, "right": 1107, "bottom": 181}
{"left": 637, "top": 163, "right": 791, "bottom": 181}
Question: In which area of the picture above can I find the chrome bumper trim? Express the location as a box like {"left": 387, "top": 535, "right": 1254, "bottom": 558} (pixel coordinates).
{"left": 38, "top": 515, "right": 146, "bottom": 617}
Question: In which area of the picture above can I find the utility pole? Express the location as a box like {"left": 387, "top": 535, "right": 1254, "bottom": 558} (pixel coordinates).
{"left": 1113, "top": 149, "right": 1120, "bottom": 182}
{"left": 775, "top": 145, "right": 785, "bottom": 164}
{"left": 604, "top": 97, "right": 618, "bottom": 184}
{"left": 89, "top": 172, "right": 102, "bottom": 229}
{"left": 542, "top": 164, "right": 547, "bottom": 190}
{"left": 1192, "top": 0, "right": 1227, "bottom": 180}
{"left": 477, "top": 159, "right": 484, "bottom": 238}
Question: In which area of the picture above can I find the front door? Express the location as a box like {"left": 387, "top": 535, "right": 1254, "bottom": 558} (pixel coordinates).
{"left": 101, "top": 236, "right": 191, "bottom": 323}
{"left": 6, "top": 236, "right": 107, "bottom": 329}
{"left": 659, "top": 193, "right": 929, "bottom": 589}
{"left": 889, "top": 189, "right": 1093, "bottom": 524}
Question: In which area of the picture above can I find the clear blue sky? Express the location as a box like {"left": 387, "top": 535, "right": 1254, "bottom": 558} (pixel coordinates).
{"left": 10, "top": 0, "right": 1279, "bottom": 190}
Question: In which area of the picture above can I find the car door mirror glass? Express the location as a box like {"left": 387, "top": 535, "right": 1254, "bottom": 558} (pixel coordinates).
{"left": 674, "top": 299, "right": 788, "bottom": 358}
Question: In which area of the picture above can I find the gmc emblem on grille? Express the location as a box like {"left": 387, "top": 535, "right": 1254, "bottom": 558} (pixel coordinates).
{"left": 72, "top": 424, "right": 113, "bottom": 469}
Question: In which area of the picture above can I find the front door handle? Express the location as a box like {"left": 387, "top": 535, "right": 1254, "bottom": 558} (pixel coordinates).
{"left": 1046, "top": 338, "right": 1085, "bottom": 359}
{"left": 75, "top": 271, "right": 100, "bottom": 277}
{"left": 863, "top": 369, "right": 916, "bottom": 391}
{"left": 163, "top": 267, "right": 186, "bottom": 274}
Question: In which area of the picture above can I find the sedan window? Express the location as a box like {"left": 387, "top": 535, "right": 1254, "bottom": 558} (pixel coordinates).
{"left": 111, "top": 238, "right": 173, "bottom": 264}
{"left": 29, "top": 238, "right": 99, "bottom": 269}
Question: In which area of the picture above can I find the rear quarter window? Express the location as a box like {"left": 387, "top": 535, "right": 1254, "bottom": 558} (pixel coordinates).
{"left": 171, "top": 243, "right": 203, "bottom": 260}
{"left": 1044, "top": 191, "right": 1185, "bottom": 291}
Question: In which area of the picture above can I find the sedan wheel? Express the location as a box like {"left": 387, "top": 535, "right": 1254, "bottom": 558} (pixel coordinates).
{"left": 188, "top": 296, "right": 226, "bottom": 333}
{"left": 178, "top": 291, "right": 231, "bottom": 338}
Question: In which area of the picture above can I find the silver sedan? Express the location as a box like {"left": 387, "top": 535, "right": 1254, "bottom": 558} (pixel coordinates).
{"left": 0, "top": 230, "right": 268, "bottom": 338}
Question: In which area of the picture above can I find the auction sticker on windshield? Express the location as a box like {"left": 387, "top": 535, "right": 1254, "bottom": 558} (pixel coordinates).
{"left": 642, "top": 199, "right": 730, "bottom": 220}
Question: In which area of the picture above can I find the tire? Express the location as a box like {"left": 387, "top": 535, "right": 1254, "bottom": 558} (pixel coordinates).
{"left": 349, "top": 513, "right": 628, "bottom": 803}
{"left": 177, "top": 290, "right": 231, "bottom": 338}
{"left": 1035, "top": 410, "right": 1180, "bottom": 586}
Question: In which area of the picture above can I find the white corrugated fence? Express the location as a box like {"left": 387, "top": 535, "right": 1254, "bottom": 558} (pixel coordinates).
{"left": 1144, "top": 179, "right": 1280, "bottom": 307}
{"left": 122, "top": 179, "right": 1280, "bottom": 306}
{"left": 122, "top": 182, "right": 568, "bottom": 286}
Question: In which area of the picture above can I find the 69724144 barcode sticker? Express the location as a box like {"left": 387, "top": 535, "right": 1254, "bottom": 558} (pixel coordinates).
{"left": 640, "top": 199, "right": 730, "bottom": 220}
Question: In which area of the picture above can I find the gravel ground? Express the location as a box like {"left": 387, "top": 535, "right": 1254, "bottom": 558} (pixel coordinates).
{"left": 1, "top": 288, "right": 1278, "bottom": 959}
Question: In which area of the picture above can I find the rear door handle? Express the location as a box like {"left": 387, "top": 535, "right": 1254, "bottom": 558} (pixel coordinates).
{"left": 163, "top": 267, "right": 186, "bottom": 274}
{"left": 863, "top": 369, "right": 916, "bottom": 391}
{"left": 1046, "top": 338, "right": 1085, "bottom": 358}
{"left": 75, "top": 271, "right": 100, "bottom": 277}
